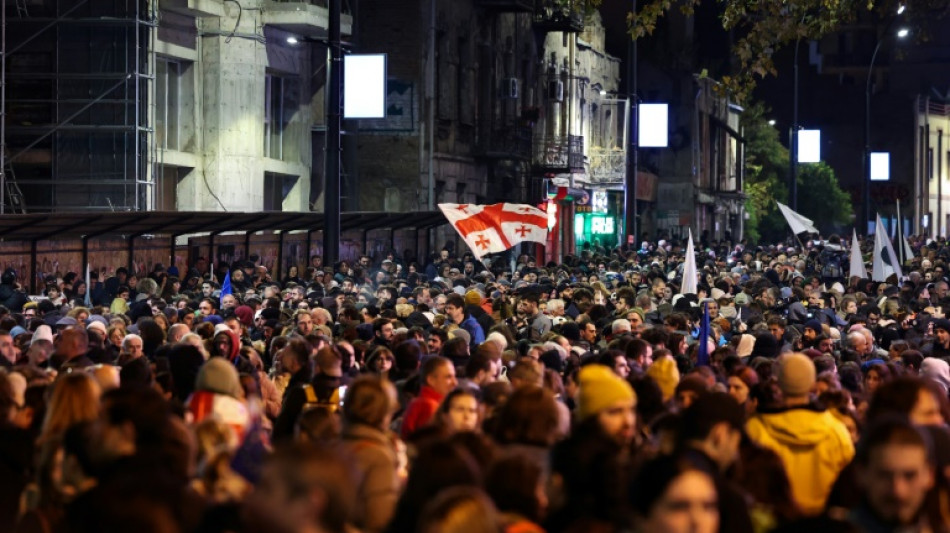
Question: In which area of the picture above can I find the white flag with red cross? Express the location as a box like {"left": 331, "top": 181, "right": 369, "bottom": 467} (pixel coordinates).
{"left": 438, "top": 203, "right": 549, "bottom": 260}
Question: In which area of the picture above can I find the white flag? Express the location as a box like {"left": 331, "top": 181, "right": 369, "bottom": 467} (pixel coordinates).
{"left": 680, "top": 229, "right": 697, "bottom": 295}
{"left": 438, "top": 203, "right": 549, "bottom": 260}
{"left": 776, "top": 201, "right": 819, "bottom": 235}
{"left": 899, "top": 233, "right": 913, "bottom": 265}
{"left": 850, "top": 230, "right": 867, "bottom": 280}
{"left": 872, "top": 214, "right": 903, "bottom": 282}
{"left": 84, "top": 262, "right": 92, "bottom": 307}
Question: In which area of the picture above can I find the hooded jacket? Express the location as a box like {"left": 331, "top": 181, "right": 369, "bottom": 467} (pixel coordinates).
{"left": 212, "top": 329, "right": 256, "bottom": 376}
{"left": 921, "top": 357, "right": 950, "bottom": 393}
{"left": 342, "top": 423, "right": 400, "bottom": 533}
{"left": 466, "top": 304, "right": 494, "bottom": 341}
{"left": 400, "top": 385, "right": 444, "bottom": 439}
{"left": 214, "top": 329, "right": 242, "bottom": 360}
{"left": 187, "top": 358, "right": 250, "bottom": 442}
{"left": 0, "top": 283, "right": 27, "bottom": 312}
{"left": 746, "top": 405, "right": 854, "bottom": 515}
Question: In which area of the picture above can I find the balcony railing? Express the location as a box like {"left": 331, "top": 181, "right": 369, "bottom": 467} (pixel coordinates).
{"left": 919, "top": 99, "right": 950, "bottom": 116}
{"left": 534, "top": 134, "right": 584, "bottom": 172}
{"left": 476, "top": 0, "right": 534, "bottom": 12}
{"left": 267, "top": 0, "right": 353, "bottom": 11}
{"left": 478, "top": 126, "right": 533, "bottom": 161}
{"left": 589, "top": 147, "right": 627, "bottom": 184}
{"left": 534, "top": 0, "right": 584, "bottom": 32}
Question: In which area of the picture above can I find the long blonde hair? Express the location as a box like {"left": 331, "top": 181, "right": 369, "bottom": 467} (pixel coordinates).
{"left": 39, "top": 372, "right": 101, "bottom": 444}
{"left": 66, "top": 306, "right": 91, "bottom": 320}
{"left": 106, "top": 325, "right": 126, "bottom": 347}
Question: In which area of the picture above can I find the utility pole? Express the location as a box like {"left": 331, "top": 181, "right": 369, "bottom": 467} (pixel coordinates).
{"left": 624, "top": 0, "right": 638, "bottom": 247}
{"left": 790, "top": 37, "right": 800, "bottom": 212}
{"left": 323, "top": 0, "right": 342, "bottom": 266}
{"left": 1, "top": 0, "right": 6, "bottom": 214}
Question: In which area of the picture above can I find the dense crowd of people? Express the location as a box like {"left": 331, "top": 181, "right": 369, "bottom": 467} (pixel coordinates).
{"left": 1, "top": 233, "right": 950, "bottom": 532}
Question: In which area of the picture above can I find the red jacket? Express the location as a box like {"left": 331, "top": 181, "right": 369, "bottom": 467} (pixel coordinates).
{"left": 400, "top": 385, "right": 443, "bottom": 439}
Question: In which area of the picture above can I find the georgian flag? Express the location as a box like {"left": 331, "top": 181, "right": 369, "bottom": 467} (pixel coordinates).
{"left": 186, "top": 390, "right": 249, "bottom": 443}
{"left": 438, "top": 203, "right": 549, "bottom": 260}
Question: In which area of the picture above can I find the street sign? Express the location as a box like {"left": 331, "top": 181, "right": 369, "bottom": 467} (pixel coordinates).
{"left": 798, "top": 130, "right": 820, "bottom": 163}
{"left": 870, "top": 152, "right": 890, "bottom": 181}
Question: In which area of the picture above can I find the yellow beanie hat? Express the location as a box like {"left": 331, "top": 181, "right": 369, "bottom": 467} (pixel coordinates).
{"left": 465, "top": 290, "right": 483, "bottom": 306}
{"left": 646, "top": 355, "right": 681, "bottom": 402}
{"left": 576, "top": 364, "right": 636, "bottom": 421}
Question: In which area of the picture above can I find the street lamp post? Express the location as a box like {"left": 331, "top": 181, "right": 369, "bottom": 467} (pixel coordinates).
{"left": 790, "top": 38, "right": 800, "bottom": 212}
{"left": 789, "top": 9, "right": 808, "bottom": 212}
{"left": 624, "top": 0, "right": 639, "bottom": 248}
{"left": 864, "top": 9, "right": 907, "bottom": 233}
{"left": 324, "top": 0, "right": 342, "bottom": 266}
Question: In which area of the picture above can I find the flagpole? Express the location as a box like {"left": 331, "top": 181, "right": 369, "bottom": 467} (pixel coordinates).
{"left": 84, "top": 263, "right": 92, "bottom": 307}
{"left": 794, "top": 232, "right": 808, "bottom": 254}
{"left": 896, "top": 200, "right": 904, "bottom": 264}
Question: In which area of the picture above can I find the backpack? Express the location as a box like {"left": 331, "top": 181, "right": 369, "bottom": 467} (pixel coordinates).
{"left": 301, "top": 383, "right": 344, "bottom": 413}
{"left": 820, "top": 248, "right": 844, "bottom": 280}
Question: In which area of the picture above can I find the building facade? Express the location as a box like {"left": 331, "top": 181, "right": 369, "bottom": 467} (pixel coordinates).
{"left": 3, "top": 0, "right": 744, "bottom": 253}
{"left": 632, "top": 6, "right": 745, "bottom": 244}
{"left": 5, "top": 0, "right": 153, "bottom": 211}
{"left": 803, "top": 8, "right": 950, "bottom": 235}
{"left": 916, "top": 97, "right": 950, "bottom": 237}
{"left": 638, "top": 77, "right": 745, "bottom": 244}
{"left": 536, "top": 11, "right": 629, "bottom": 258}
{"left": 693, "top": 77, "right": 744, "bottom": 242}
{"left": 354, "top": 0, "right": 624, "bottom": 261}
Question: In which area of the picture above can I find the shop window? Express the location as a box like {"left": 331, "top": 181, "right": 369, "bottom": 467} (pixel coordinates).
{"left": 156, "top": 58, "right": 186, "bottom": 151}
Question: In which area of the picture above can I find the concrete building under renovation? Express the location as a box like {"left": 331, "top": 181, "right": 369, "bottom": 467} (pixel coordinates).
{"left": 2, "top": 0, "right": 351, "bottom": 213}
{"left": 4, "top": 0, "right": 153, "bottom": 212}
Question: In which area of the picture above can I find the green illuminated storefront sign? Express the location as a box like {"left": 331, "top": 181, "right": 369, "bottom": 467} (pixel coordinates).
{"left": 574, "top": 213, "right": 618, "bottom": 250}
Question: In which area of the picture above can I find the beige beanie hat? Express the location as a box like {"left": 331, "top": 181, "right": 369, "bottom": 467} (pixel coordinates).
{"left": 736, "top": 334, "right": 756, "bottom": 358}
{"left": 777, "top": 353, "right": 816, "bottom": 397}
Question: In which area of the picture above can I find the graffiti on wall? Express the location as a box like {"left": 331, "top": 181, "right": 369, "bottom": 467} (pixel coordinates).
{"left": 0, "top": 227, "right": 439, "bottom": 293}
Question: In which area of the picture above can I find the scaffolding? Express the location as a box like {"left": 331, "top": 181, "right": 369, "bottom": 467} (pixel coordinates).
{"left": 1, "top": 0, "right": 155, "bottom": 213}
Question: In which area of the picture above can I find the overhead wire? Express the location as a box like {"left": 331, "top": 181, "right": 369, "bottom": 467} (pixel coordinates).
{"left": 224, "top": 0, "right": 242, "bottom": 44}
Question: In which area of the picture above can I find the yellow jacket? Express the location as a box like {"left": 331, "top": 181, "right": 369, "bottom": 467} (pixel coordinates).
{"left": 746, "top": 406, "right": 854, "bottom": 516}
{"left": 110, "top": 297, "right": 129, "bottom": 315}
